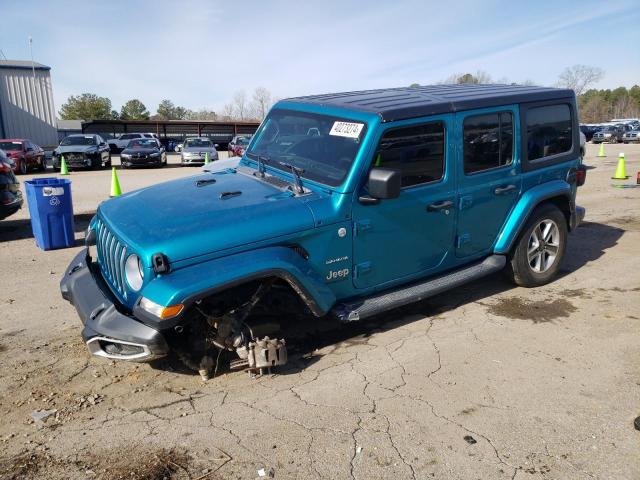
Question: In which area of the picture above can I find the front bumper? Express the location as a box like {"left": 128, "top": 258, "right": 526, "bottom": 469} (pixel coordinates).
{"left": 121, "top": 156, "right": 163, "bottom": 167}
{"left": 0, "top": 193, "right": 23, "bottom": 220}
{"left": 60, "top": 248, "right": 169, "bottom": 361}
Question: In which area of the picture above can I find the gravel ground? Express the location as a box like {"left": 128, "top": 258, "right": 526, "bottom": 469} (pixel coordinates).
{"left": 0, "top": 145, "right": 639, "bottom": 479}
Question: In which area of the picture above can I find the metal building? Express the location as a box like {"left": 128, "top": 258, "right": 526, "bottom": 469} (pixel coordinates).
{"left": 0, "top": 60, "right": 58, "bottom": 147}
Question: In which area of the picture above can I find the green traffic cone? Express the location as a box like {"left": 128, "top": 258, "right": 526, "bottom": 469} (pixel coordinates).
{"left": 597, "top": 143, "right": 606, "bottom": 158}
{"left": 110, "top": 167, "right": 122, "bottom": 197}
{"left": 205, "top": 151, "right": 211, "bottom": 164}
{"left": 612, "top": 153, "right": 628, "bottom": 180}
{"left": 60, "top": 155, "right": 69, "bottom": 175}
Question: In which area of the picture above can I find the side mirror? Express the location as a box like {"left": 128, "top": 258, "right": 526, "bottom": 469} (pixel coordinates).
{"left": 359, "top": 168, "right": 402, "bottom": 205}
{"left": 214, "top": 144, "right": 219, "bottom": 148}
{"left": 100, "top": 142, "right": 107, "bottom": 147}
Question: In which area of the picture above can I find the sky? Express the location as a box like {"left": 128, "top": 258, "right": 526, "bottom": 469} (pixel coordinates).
{"left": 1, "top": 0, "right": 639, "bottom": 115}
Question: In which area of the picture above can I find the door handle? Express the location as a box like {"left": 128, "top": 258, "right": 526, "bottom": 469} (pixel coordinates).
{"left": 427, "top": 200, "right": 453, "bottom": 212}
{"left": 494, "top": 184, "right": 517, "bottom": 195}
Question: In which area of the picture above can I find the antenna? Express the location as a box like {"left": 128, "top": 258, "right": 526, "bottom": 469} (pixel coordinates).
{"left": 29, "top": 36, "right": 36, "bottom": 80}
{"left": 0, "top": 49, "right": 7, "bottom": 60}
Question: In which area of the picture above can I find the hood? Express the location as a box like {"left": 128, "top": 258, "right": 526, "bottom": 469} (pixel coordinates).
{"left": 56, "top": 145, "right": 97, "bottom": 154}
{"left": 183, "top": 146, "right": 217, "bottom": 153}
{"left": 98, "top": 170, "right": 316, "bottom": 264}
{"left": 121, "top": 147, "right": 159, "bottom": 155}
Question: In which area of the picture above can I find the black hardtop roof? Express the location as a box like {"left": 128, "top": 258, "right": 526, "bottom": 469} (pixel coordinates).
{"left": 285, "top": 84, "right": 575, "bottom": 122}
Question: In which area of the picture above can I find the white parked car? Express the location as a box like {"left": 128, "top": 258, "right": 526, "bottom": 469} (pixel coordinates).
{"left": 108, "top": 133, "right": 159, "bottom": 152}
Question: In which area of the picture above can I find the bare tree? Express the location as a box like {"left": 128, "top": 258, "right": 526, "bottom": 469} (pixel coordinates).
{"left": 232, "top": 91, "right": 248, "bottom": 120}
{"left": 220, "top": 103, "right": 235, "bottom": 120}
{"left": 557, "top": 65, "right": 604, "bottom": 96}
{"left": 250, "top": 87, "right": 273, "bottom": 120}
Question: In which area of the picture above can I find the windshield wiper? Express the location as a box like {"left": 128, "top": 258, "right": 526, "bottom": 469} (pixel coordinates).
{"left": 247, "top": 152, "right": 268, "bottom": 177}
{"left": 279, "top": 162, "right": 305, "bottom": 194}
{"left": 257, "top": 155, "right": 268, "bottom": 177}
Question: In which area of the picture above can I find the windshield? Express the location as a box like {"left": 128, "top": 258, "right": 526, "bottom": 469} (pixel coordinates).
{"left": 247, "top": 109, "right": 366, "bottom": 187}
{"left": 236, "top": 136, "right": 251, "bottom": 145}
{"left": 0, "top": 141, "right": 22, "bottom": 151}
{"left": 128, "top": 139, "right": 157, "bottom": 149}
{"left": 61, "top": 136, "right": 96, "bottom": 146}
{"left": 185, "top": 138, "right": 213, "bottom": 148}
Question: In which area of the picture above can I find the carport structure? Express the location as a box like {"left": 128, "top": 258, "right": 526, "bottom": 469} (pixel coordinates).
{"left": 81, "top": 119, "right": 260, "bottom": 148}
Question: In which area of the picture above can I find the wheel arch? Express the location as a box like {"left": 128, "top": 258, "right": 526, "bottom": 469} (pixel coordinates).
{"left": 135, "top": 246, "right": 337, "bottom": 327}
{"left": 494, "top": 180, "right": 574, "bottom": 255}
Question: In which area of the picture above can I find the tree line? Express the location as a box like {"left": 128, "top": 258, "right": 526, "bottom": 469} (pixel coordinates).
{"left": 411, "top": 65, "right": 640, "bottom": 123}
{"left": 59, "top": 65, "right": 639, "bottom": 124}
{"left": 58, "top": 87, "right": 277, "bottom": 122}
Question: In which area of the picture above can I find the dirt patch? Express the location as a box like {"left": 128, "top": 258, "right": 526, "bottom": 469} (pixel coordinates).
{"left": 485, "top": 297, "right": 577, "bottom": 323}
{"left": 0, "top": 343, "right": 6, "bottom": 353}
{"left": 0, "top": 448, "right": 193, "bottom": 480}
{"left": 559, "top": 288, "right": 588, "bottom": 298}
{"left": 98, "top": 448, "right": 192, "bottom": 480}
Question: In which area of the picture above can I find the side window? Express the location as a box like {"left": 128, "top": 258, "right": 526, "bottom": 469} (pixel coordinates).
{"left": 526, "top": 104, "right": 572, "bottom": 161}
{"left": 373, "top": 122, "right": 445, "bottom": 188}
{"left": 463, "top": 112, "right": 513, "bottom": 174}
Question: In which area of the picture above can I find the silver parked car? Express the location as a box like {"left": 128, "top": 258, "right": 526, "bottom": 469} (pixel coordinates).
{"left": 180, "top": 138, "right": 219, "bottom": 166}
{"left": 592, "top": 126, "right": 623, "bottom": 143}
{"left": 622, "top": 128, "right": 640, "bottom": 144}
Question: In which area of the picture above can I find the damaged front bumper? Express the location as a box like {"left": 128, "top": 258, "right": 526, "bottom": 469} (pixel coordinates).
{"left": 60, "top": 248, "right": 169, "bottom": 362}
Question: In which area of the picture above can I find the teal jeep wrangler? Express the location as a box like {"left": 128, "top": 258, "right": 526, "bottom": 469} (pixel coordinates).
{"left": 61, "top": 84, "right": 586, "bottom": 376}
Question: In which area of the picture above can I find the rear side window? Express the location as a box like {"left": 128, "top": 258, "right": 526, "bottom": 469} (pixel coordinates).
{"left": 526, "top": 104, "right": 572, "bottom": 161}
{"left": 373, "top": 122, "right": 445, "bottom": 188}
{"left": 463, "top": 112, "right": 513, "bottom": 174}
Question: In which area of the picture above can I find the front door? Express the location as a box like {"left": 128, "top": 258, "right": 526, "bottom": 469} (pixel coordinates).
{"left": 352, "top": 116, "right": 456, "bottom": 289}
{"left": 455, "top": 108, "right": 521, "bottom": 257}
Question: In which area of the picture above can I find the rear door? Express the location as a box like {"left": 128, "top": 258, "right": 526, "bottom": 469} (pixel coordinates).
{"left": 455, "top": 107, "right": 521, "bottom": 258}
{"left": 352, "top": 115, "right": 456, "bottom": 289}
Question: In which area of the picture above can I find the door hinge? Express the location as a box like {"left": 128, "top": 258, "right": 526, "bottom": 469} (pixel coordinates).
{"left": 353, "top": 219, "right": 372, "bottom": 236}
{"left": 456, "top": 234, "right": 471, "bottom": 249}
{"left": 354, "top": 261, "right": 372, "bottom": 278}
{"left": 459, "top": 195, "right": 473, "bottom": 210}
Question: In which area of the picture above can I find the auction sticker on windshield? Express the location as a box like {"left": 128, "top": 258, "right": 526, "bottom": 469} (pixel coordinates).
{"left": 330, "top": 121, "right": 364, "bottom": 138}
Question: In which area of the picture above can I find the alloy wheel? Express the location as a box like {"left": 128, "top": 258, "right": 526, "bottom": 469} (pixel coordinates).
{"left": 527, "top": 219, "right": 560, "bottom": 273}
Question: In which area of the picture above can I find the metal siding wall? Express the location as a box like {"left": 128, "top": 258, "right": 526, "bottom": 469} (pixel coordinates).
{"left": 0, "top": 67, "right": 58, "bottom": 147}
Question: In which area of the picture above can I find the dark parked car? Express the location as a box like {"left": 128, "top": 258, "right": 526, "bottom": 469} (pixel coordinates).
{"left": 0, "top": 139, "right": 46, "bottom": 174}
{"left": 227, "top": 135, "right": 252, "bottom": 157}
{"left": 52, "top": 134, "right": 111, "bottom": 170}
{"left": 0, "top": 149, "right": 23, "bottom": 220}
{"left": 120, "top": 138, "right": 167, "bottom": 168}
{"left": 579, "top": 124, "right": 600, "bottom": 142}
{"left": 592, "top": 126, "right": 624, "bottom": 143}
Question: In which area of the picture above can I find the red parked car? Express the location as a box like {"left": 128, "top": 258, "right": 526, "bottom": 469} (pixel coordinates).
{"left": 0, "top": 139, "right": 46, "bottom": 174}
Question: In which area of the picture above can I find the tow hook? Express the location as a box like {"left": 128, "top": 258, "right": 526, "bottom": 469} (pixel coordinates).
{"left": 232, "top": 337, "right": 288, "bottom": 377}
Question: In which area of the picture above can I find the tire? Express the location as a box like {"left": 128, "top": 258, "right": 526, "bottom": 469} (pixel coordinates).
{"left": 38, "top": 156, "right": 46, "bottom": 171}
{"left": 505, "top": 204, "right": 567, "bottom": 288}
{"left": 18, "top": 158, "right": 28, "bottom": 175}
{"left": 105, "top": 154, "right": 112, "bottom": 169}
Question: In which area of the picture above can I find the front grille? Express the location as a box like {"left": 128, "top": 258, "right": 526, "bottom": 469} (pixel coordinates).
{"left": 66, "top": 153, "right": 85, "bottom": 162}
{"left": 95, "top": 218, "right": 128, "bottom": 299}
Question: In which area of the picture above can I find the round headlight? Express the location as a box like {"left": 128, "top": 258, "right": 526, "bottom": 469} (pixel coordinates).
{"left": 125, "top": 254, "right": 144, "bottom": 291}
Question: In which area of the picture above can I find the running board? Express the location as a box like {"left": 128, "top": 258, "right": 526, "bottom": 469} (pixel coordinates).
{"left": 332, "top": 255, "right": 506, "bottom": 322}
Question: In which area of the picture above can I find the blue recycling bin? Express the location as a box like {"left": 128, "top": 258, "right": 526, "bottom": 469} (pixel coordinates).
{"left": 24, "top": 177, "right": 75, "bottom": 250}
{"left": 168, "top": 140, "right": 175, "bottom": 152}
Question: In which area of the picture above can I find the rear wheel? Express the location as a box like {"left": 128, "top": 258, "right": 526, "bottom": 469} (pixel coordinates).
{"left": 505, "top": 204, "right": 567, "bottom": 287}
{"left": 18, "top": 158, "right": 28, "bottom": 175}
{"left": 38, "top": 156, "right": 46, "bottom": 171}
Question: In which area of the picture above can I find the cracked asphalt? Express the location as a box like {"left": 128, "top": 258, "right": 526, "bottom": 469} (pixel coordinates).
{"left": 0, "top": 145, "right": 639, "bottom": 479}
